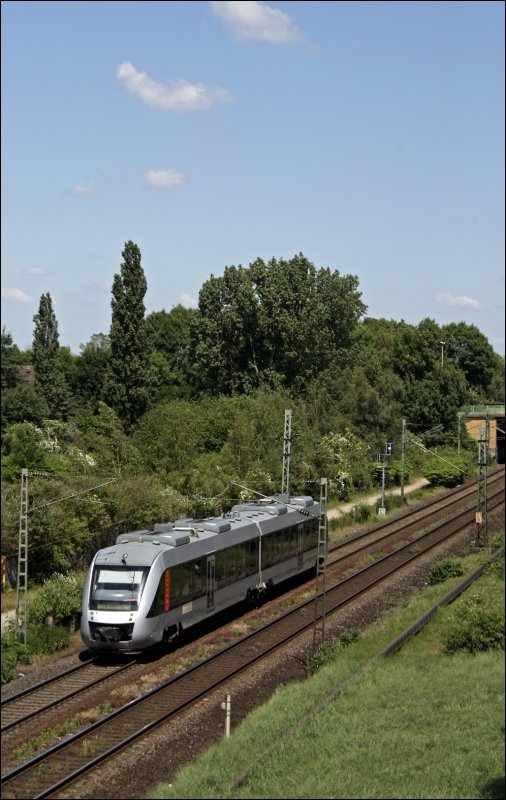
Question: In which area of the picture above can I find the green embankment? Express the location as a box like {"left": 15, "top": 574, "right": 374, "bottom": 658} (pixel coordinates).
{"left": 149, "top": 542, "right": 505, "bottom": 800}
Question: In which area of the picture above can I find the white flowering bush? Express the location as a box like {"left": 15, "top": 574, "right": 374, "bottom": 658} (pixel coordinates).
{"left": 318, "top": 429, "right": 373, "bottom": 500}
{"left": 29, "top": 572, "right": 84, "bottom": 627}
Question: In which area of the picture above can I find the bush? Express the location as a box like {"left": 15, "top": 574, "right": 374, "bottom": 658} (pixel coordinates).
{"left": 353, "top": 503, "right": 372, "bottom": 524}
{"left": 1, "top": 619, "right": 72, "bottom": 684}
{"left": 442, "top": 596, "right": 505, "bottom": 654}
{"left": 422, "top": 454, "right": 468, "bottom": 487}
{"left": 1, "top": 629, "right": 30, "bottom": 685}
{"left": 429, "top": 558, "right": 465, "bottom": 585}
{"left": 383, "top": 494, "right": 405, "bottom": 513}
{"left": 306, "top": 629, "right": 360, "bottom": 674}
{"left": 29, "top": 572, "right": 83, "bottom": 628}
{"left": 26, "top": 623, "right": 70, "bottom": 656}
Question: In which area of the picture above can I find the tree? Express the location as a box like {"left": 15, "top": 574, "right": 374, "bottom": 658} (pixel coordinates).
{"left": 442, "top": 322, "right": 500, "bottom": 398}
{"left": 32, "top": 293, "right": 70, "bottom": 419}
{"left": 190, "top": 253, "right": 366, "bottom": 395}
{"left": 1, "top": 328, "right": 19, "bottom": 390}
{"left": 105, "top": 241, "right": 150, "bottom": 430}
{"left": 145, "top": 306, "right": 197, "bottom": 400}
{"left": 74, "top": 333, "right": 112, "bottom": 408}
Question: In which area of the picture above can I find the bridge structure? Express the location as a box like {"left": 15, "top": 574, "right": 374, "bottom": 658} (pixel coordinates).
{"left": 459, "top": 404, "right": 505, "bottom": 464}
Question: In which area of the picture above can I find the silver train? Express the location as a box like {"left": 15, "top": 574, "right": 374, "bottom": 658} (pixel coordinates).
{"left": 80, "top": 494, "right": 321, "bottom": 653}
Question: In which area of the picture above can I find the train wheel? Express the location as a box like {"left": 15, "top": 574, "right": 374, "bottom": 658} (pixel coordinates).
{"left": 162, "top": 624, "right": 178, "bottom": 644}
{"left": 245, "top": 587, "right": 260, "bottom": 607}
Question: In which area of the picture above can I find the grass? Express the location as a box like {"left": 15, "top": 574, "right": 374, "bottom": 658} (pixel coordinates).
{"left": 11, "top": 717, "right": 84, "bottom": 762}
{"left": 148, "top": 538, "right": 505, "bottom": 800}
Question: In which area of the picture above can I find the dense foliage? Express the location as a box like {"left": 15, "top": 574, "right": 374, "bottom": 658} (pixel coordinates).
{"left": 1, "top": 242, "right": 504, "bottom": 587}
{"left": 190, "top": 254, "right": 367, "bottom": 395}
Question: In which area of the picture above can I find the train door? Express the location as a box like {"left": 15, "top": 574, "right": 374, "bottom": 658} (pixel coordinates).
{"left": 297, "top": 524, "right": 304, "bottom": 569}
{"left": 206, "top": 554, "right": 216, "bottom": 610}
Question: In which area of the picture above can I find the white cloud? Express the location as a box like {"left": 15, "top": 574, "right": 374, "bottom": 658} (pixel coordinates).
{"left": 2, "top": 287, "right": 33, "bottom": 303}
{"left": 180, "top": 292, "right": 198, "bottom": 308}
{"left": 435, "top": 292, "right": 482, "bottom": 311}
{"left": 117, "top": 61, "right": 233, "bottom": 111}
{"left": 73, "top": 184, "right": 97, "bottom": 198}
{"left": 145, "top": 170, "right": 185, "bottom": 189}
{"left": 211, "top": 1, "right": 302, "bottom": 43}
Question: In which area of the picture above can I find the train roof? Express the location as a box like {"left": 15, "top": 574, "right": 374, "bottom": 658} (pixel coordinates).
{"left": 92, "top": 495, "right": 319, "bottom": 568}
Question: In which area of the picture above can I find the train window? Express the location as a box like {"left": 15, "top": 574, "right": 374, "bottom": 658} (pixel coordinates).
{"left": 272, "top": 532, "right": 283, "bottom": 564}
{"left": 180, "top": 563, "right": 193, "bottom": 604}
{"left": 90, "top": 566, "right": 149, "bottom": 611}
{"left": 235, "top": 544, "right": 246, "bottom": 579}
{"left": 304, "top": 518, "right": 318, "bottom": 550}
{"left": 226, "top": 544, "right": 246, "bottom": 582}
{"left": 170, "top": 567, "right": 180, "bottom": 607}
{"left": 192, "top": 560, "right": 206, "bottom": 600}
{"left": 147, "top": 570, "right": 167, "bottom": 617}
{"left": 286, "top": 526, "right": 297, "bottom": 558}
{"left": 263, "top": 533, "right": 282, "bottom": 567}
{"left": 262, "top": 534, "right": 272, "bottom": 568}
{"left": 226, "top": 546, "right": 236, "bottom": 582}
{"left": 216, "top": 551, "right": 226, "bottom": 589}
{"left": 247, "top": 538, "right": 258, "bottom": 575}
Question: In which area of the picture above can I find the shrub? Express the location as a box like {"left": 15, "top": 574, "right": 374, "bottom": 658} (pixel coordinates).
{"left": 26, "top": 623, "right": 70, "bottom": 655}
{"left": 353, "top": 503, "right": 372, "bottom": 524}
{"left": 384, "top": 494, "right": 405, "bottom": 513}
{"left": 29, "top": 572, "right": 83, "bottom": 628}
{"left": 1, "top": 629, "right": 30, "bottom": 685}
{"left": 429, "top": 558, "right": 465, "bottom": 585}
{"left": 306, "top": 629, "right": 360, "bottom": 674}
{"left": 442, "top": 596, "right": 505, "bottom": 654}
{"left": 422, "top": 454, "right": 468, "bottom": 487}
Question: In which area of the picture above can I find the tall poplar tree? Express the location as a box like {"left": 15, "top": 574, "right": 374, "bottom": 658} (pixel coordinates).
{"left": 32, "top": 292, "right": 70, "bottom": 418}
{"left": 106, "top": 240, "right": 150, "bottom": 430}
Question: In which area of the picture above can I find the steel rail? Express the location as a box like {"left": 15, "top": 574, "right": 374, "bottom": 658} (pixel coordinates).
{"left": 1, "top": 659, "right": 137, "bottom": 733}
{"left": 2, "top": 488, "right": 503, "bottom": 800}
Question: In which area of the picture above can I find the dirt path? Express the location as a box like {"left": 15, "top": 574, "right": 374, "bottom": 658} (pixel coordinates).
{"left": 327, "top": 477, "right": 430, "bottom": 519}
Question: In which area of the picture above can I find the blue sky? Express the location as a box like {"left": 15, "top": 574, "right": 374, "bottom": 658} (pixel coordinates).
{"left": 1, "top": 0, "right": 504, "bottom": 357}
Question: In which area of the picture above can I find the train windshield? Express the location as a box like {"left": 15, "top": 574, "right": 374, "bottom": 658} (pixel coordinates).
{"left": 89, "top": 566, "right": 149, "bottom": 611}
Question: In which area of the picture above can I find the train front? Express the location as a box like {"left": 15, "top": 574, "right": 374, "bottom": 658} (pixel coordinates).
{"left": 80, "top": 542, "right": 161, "bottom": 653}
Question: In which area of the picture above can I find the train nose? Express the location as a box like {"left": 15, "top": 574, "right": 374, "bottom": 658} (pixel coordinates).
{"left": 89, "top": 622, "right": 135, "bottom": 642}
{"left": 96, "top": 625, "right": 121, "bottom": 642}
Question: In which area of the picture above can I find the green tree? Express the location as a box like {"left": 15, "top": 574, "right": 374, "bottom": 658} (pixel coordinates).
{"left": 145, "top": 307, "right": 196, "bottom": 400}
{"left": 74, "top": 333, "right": 111, "bottom": 408}
{"left": 190, "top": 253, "right": 366, "bottom": 395}
{"left": 404, "top": 361, "right": 468, "bottom": 436}
{"left": 1, "top": 328, "right": 19, "bottom": 390}
{"left": 1, "top": 422, "right": 49, "bottom": 479}
{"left": 145, "top": 305, "right": 197, "bottom": 397}
{"left": 133, "top": 399, "right": 203, "bottom": 482}
{"left": 32, "top": 293, "right": 70, "bottom": 419}
{"left": 488, "top": 355, "right": 505, "bottom": 402}
{"left": 105, "top": 241, "right": 150, "bottom": 429}
{"left": 442, "top": 321, "right": 501, "bottom": 398}
{"left": 1, "top": 384, "right": 49, "bottom": 432}
{"left": 73, "top": 401, "right": 143, "bottom": 476}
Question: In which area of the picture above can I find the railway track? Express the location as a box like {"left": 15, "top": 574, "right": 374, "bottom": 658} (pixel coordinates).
{"left": 0, "top": 658, "right": 136, "bottom": 734}
{"left": 326, "top": 469, "right": 504, "bottom": 567}
{"left": 2, "top": 477, "right": 503, "bottom": 800}
{"left": 2, "top": 469, "right": 502, "bottom": 746}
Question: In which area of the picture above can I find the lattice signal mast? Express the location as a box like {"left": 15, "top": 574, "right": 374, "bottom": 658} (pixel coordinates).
{"left": 281, "top": 409, "right": 292, "bottom": 497}
{"left": 313, "top": 477, "right": 328, "bottom": 653}
{"left": 16, "top": 469, "right": 29, "bottom": 645}
{"left": 475, "top": 420, "right": 489, "bottom": 547}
